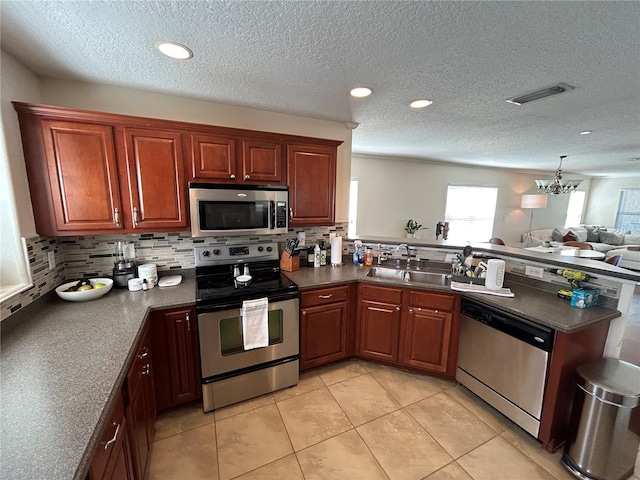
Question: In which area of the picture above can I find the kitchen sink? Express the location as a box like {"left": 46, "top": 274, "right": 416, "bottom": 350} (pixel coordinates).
{"left": 365, "top": 267, "right": 451, "bottom": 286}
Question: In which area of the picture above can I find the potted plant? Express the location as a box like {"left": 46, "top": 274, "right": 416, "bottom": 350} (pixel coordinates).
{"left": 405, "top": 219, "right": 427, "bottom": 238}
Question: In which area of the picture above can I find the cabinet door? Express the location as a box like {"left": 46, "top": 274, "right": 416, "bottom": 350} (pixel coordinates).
{"left": 241, "top": 139, "right": 284, "bottom": 184}
{"left": 189, "top": 133, "right": 237, "bottom": 181}
{"left": 40, "top": 120, "right": 123, "bottom": 233}
{"left": 300, "top": 301, "right": 348, "bottom": 370}
{"left": 152, "top": 307, "right": 201, "bottom": 411}
{"left": 403, "top": 307, "right": 453, "bottom": 374}
{"left": 358, "top": 300, "right": 402, "bottom": 363}
{"left": 122, "top": 128, "right": 188, "bottom": 231}
{"left": 125, "top": 325, "right": 155, "bottom": 480}
{"left": 287, "top": 144, "right": 336, "bottom": 226}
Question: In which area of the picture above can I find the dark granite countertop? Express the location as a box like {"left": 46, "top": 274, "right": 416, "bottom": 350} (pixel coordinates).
{"left": 0, "top": 279, "right": 196, "bottom": 480}
{"left": 0, "top": 259, "right": 622, "bottom": 480}
{"left": 283, "top": 264, "right": 621, "bottom": 333}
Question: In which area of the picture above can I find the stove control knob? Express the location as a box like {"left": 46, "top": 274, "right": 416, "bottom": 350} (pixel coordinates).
{"left": 266, "top": 246, "right": 273, "bottom": 252}
{"left": 257, "top": 246, "right": 264, "bottom": 252}
{"left": 213, "top": 249, "right": 221, "bottom": 255}
{"left": 202, "top": 250, "right": 210, "bottom": 257}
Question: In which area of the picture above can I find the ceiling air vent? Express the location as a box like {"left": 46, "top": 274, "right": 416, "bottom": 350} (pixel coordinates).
{"left": 506, "top": 83, "right": 574, "bottom": 105}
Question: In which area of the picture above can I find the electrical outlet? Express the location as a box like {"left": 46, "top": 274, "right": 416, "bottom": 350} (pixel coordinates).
{"left": 48, "top": 251, "right": 56, "bottom": 270}
{"left": 445, "top": 253, "right": 456, "bottom": 263}
{"left": 525, "top": 265, "right": 544, "bottom": 279}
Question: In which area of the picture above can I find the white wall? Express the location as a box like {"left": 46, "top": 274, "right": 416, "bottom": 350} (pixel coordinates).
{"left": 584, "top": 176, "right": 640, "bottom": 227}
{"left": 38, "top": 78, "right": 352, "bottom": 223}
{"left": 351, "top": 154, "right": 585, "bottom": 244}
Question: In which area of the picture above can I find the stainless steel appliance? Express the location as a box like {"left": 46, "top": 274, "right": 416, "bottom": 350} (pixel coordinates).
{"left": 189, "top": 183, "right": 288, "bottom": 237}
{"left": 112, "top": 240, "right": 136, "bottom": 288}
{"left": 457, "top": 299, "right": 554, "bottom": 437}
{"left": 195, "top": 242, "right": 299, "bottom": 411}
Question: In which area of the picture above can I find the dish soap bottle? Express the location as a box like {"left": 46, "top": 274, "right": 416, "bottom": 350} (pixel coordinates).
{"left": 314, "top": 244, "right": 321, "bottom": 268}
{"left": 365, "top": 248, "right": 373, "bottom": 266}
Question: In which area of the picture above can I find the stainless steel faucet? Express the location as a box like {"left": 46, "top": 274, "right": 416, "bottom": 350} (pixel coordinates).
{"left": 395, "top": 244, "right": 411, "bottom": 267}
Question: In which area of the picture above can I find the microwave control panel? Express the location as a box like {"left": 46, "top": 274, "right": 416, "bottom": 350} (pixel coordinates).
{"left": 275, "top": 201, "right": 287, "bottom": 228}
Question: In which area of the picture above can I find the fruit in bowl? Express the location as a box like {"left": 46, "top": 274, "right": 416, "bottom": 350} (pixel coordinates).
{"left": 56, "top": 278, "right": 114, "bottom": 302}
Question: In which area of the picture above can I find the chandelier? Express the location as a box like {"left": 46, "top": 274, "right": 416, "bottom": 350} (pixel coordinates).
{"left": 535, "top": 155, "right": 582, "bottom": 194}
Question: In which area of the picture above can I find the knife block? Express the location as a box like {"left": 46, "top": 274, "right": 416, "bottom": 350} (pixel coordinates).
{"left": 280, "top": 251, "right": 300, "bottom": 272}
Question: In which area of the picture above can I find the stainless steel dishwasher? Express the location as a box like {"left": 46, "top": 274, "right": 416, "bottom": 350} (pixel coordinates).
{"left": 457, "top": 299, "right": 554, "bottom": 438}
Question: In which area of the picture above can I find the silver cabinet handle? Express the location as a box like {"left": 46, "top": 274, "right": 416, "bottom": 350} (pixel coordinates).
{"left": 302, "top": 310, "right": 307, "bottom": 316}
{"left": 408, "top": 308, "right": 413, "bottom": 313}
{"left": 289, "top": 208, "right": 293, "bottom": 220}
{"left": 104, "top": 422, "right": 120, "bottom": 450}
{"left": 133, "top": 207, "right": 139, "bottom": 226}
{"left": 114, "top": 208, "right": 120, "bottom": 227}
{"left": 244, "top": 175, "right": 250, "bottom": 180}
{"left": 186, "top": 313, "right": 191, "bottom": 332}
{"left": 319, "top": 294, "right": 333, "bottom": 299}
{"left": 395, "top": 306, "right": 401, "bottom": 311}
{"left": 142, "top": 363, "right": 150, "bottom": 375}
{"left": 138, "top": 351, "right": 148, "bottom": 360}
{"left": 230, "top": 174, "right": 236, "bottom": 179}
{"left": 434, "top": 309, "right": 439, "bottom": 314}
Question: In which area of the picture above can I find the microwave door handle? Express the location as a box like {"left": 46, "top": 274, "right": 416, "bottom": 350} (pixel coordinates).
{"left": 270, "top": 201, "right": 276, "bottom": 229}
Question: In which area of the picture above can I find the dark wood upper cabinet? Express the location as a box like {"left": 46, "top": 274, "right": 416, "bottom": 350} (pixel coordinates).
{"left": 14, "top": 102, "right": 342, "bottom": 234}
{"left": 287, "top": 143, "right": 337, "bottom": 226}
{"left": 22, "top": 118, "right": 124, "bottom": 235}
{"left": 122, "top": 128, "right": 188, "bottom": 231}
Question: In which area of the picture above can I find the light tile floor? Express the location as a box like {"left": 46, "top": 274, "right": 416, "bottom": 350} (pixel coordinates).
{"left": 148, "top": 360, "right": 640, "bottom": 480}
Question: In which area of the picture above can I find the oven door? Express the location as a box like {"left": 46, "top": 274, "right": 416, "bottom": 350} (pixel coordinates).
{"left": 198, "top": 297, "right": 299, "bottom": 380}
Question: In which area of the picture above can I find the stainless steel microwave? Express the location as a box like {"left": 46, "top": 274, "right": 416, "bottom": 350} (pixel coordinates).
{"left": 189, "top": 183, "right": 288, "bottom": 237}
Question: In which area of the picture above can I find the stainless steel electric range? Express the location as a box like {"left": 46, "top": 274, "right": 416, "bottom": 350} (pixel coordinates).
{"left": 194, "top": 242, "right": 299, "bottom": 412}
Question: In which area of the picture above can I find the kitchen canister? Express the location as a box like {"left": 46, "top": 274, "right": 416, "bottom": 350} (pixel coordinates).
{"left": 138, "top": 263, "right": 158, "bottom": 288}
{"left": 485, "top": 259, "right": 506, "bottom": 290}
{"left": 127, "top": 278, "right": 143, "bottom": 292}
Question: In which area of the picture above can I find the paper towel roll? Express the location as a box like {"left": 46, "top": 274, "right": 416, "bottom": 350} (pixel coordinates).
{"left": 330, "top": 236, "right": 342, "bottom": 266}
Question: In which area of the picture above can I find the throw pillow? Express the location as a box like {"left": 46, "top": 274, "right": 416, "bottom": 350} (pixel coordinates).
{"left": 599, "top": 231, "right": 625, "bottom": 246}
{"left": 623, "top": 233, "right": 640, "bottom": 245}
{"left": 552, "top": 228, "right": 568, "bottom": 242}
{"left": 563, "top": 231, "right": 577, "bottom": 242}
{"left": 586, "top": 227, "right": 601, "bottom": 242}
{"left": 568, "top": 227, "right": 588, "bottom": 242}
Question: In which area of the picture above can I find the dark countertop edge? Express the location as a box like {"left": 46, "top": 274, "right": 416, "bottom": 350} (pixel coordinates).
{"left": 351, "top": 236, "right": 640, "bottom": 283}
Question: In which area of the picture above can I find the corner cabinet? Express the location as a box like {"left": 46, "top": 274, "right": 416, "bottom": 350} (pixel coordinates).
{"left": 287, "top": 143, "right": 338, "bottom": 226}
{"left": 151, "top": 307, "right": 201, "bottom": 412}
{"left": 300, "top": 285, "right": 352, "bottom": 371}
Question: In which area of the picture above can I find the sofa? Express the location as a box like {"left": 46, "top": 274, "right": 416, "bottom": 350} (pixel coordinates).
{"left": 523, "top": 226, "right": 640, "bottom": 270}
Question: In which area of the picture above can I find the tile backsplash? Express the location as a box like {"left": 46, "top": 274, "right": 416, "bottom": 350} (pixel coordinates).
{"left": 0, "top": 224, "right": 348, "bottom": 321}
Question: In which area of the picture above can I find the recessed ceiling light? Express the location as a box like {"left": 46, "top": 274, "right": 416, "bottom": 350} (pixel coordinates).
{"left": 579, "top": 130, "right": 592, "bottom": 135}
{"left": 350, "top": 87, "right": 373, "bottom": 98}
{"left": 155, "top": 41, "right": 193, "bottom": 60}
{"left": 410, "top": 99, "right": 433, "bottom": 109}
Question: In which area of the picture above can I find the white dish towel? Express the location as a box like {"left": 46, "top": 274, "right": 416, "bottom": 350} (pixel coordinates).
{"left": 242, "top": 297, "right": 269, "bottom": 350}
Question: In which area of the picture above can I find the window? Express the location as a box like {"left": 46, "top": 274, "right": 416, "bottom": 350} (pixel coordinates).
{"left": 564, "top": 191, "right": 586, "bottom": 228}
{"left": 444, "top": 185, "right": 498, "bottom": 242}
{"left": 615, "top": 189, "right": 640, "bottom": 231}
{"left": 348, "top": 179, "right": 358, "bottom": 238}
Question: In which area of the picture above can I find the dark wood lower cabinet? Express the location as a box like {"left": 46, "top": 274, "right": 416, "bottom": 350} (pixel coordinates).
{"left": 300, "top": 285, "right": 351, "bottom": 371}
{"left": 151, "top": 307, "right": 201, "bottom": 412}
{"left": 88, "top": 394, "right": 135, "bottom": 480}
{"left": 359, "top": 299, "right": 402, "bottom": 363}
{"left": 123, "top": 323, "right": 155, "bottom": 480}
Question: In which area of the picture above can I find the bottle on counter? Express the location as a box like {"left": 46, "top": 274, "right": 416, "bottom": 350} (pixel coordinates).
{"left": 319, "top": 240, "right": 327, "bottom": 266}
{"left": 314, "top": 244, "right": 321, "bottom": 268}
{"left": 364, "top": 248, "right": 373, "bottom": 266}
{"left": 307, "top": 246, "right": 315, "bottom": 266}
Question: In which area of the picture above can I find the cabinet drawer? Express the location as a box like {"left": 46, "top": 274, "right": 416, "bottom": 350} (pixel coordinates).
{"left": 301, "top": 285, "right": 349, "bottom": 308}
{"left": 360, "top": 284, "right": 403, "bottom": 304}
{"left": 89, "top": 394, "right": 125, "bottom": 480}
{"left": 408, "top": 291, "right": 457, "bottom": 311}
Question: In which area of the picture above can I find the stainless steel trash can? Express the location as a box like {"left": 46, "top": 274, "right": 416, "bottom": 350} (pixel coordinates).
{"left": 562, "top": 358, "right": 640, "bottom": 480}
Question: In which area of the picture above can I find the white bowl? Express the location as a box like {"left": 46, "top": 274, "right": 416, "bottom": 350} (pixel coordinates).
{"left": 55, "top": 278, "right": 114, "bottom": 302}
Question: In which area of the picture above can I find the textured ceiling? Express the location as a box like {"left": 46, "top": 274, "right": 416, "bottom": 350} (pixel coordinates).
{"left": 1, "top": 1, "right": 639, "bottom": 177}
